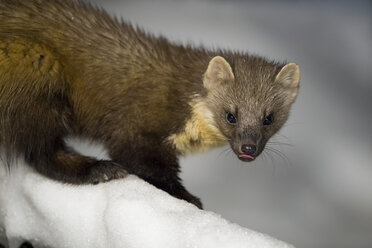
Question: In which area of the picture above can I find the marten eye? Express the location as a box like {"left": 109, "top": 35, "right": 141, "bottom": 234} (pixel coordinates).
{"left": 263, "top": 113, "right": 273, "bottom": 125}
{"left": 226, "top": 112, "right": 237, "bottom": 124}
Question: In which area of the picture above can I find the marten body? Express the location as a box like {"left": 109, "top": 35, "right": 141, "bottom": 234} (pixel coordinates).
{"left": 0, "top": 0, "right": 300, "bottom": 208}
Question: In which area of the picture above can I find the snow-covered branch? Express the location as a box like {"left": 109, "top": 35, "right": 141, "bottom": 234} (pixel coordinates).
{"left": 0, "top": 160, "right": 294, "bottom": 248}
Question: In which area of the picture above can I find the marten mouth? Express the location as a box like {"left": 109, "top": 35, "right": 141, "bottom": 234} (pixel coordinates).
{"left": 238, "top": 154, "right": 255, "bottom": 162}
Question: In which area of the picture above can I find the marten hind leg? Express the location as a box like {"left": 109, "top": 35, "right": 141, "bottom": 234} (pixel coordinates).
{"left": 0, "top": 77, "right": 127, "bottom": 185}
{"left": 28, "top": 138, "right": 128, "bottom": 184}
{"left": 13, "top": 97, "right": 128, "bottom": 184}
{"left": 20, "top": 99, "right": 128, "bottom": 184}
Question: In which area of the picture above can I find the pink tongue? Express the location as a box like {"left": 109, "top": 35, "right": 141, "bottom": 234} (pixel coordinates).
{"left": 239, "top": 154, "right": 254, "bottom": 159}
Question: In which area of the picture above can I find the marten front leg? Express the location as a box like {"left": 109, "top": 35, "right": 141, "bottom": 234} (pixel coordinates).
{"left": 110, "top": 140, "right": 203, "bottom": 209}
{"left": 146, "top": 174, "right": 203, "bottom": 209}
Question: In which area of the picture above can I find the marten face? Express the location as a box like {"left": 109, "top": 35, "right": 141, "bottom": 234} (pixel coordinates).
{"left": 203, "top": 56, "right": 300, "bottom": 162}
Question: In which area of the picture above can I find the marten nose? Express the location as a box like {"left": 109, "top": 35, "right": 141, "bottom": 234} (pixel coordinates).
{"left": 241, "top": 144, "right": 256, "bottom": 155}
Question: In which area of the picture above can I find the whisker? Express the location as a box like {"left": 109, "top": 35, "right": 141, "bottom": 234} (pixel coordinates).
{"left": 272, "top": 133, "right": 292, "bottom": 143}
{"left": 270, "top": 153, "right": 276, "bottom": 180}
{"left": 283, "top": 122, "right": 304, "bottom": 127}
{"left": 226, "top": 149, "right": 235, "bottom": 161}
{"left": 267, "top": 141, "right": 294, "bottom": 147}
{"left": 266, "top": 147, "right": 287, "bottom": 161}
{"left": 265, "top": 146, "right": 293, "bottom": 170}
{"left": 217, "top": 147, "right": 231, "bottom": 159}
{"left": 264, "top": 149, "right": 275, "bottom": 166}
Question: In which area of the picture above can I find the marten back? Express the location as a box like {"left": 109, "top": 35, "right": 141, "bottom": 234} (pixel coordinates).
{"left": 0, "top": 0, "right": 207, "bottom": 139}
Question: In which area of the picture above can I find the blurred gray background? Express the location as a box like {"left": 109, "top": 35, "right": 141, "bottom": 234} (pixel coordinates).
{"left": 86, "top": 0, "right": 371, "bottom": 247}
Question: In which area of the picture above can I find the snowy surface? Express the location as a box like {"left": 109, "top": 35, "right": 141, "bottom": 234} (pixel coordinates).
{"left": 0, "top": 159, "right": 293, "bottom": 248}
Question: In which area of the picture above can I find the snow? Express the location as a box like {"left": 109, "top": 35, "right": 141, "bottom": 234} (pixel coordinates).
{"left": 0, "top": 158, "right": 294, "bottom": 248}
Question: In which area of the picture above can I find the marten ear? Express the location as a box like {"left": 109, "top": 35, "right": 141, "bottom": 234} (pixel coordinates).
{"left": 203, "top": 56, "right": 234, "bottom": 91}
{"left": 275, "top": 63, "right": 300, "bottom": 102}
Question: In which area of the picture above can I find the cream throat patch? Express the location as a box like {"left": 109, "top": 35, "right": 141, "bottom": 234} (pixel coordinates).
{"left": 167, "top": 99, "right": 227, "bottom": 155}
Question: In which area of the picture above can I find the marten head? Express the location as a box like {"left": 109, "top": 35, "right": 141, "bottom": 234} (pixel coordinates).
{"left": 202, "top": 56, "right": 300, "bottom": 162}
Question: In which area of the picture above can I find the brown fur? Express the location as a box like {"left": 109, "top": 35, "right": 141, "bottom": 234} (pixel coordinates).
{"left": 0, "top": 0, "right": 299, "bottom": 208}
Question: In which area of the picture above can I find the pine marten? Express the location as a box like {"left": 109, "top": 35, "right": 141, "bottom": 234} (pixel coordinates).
{"left": 0, "top": 0, "right": 300, "bottom": 208}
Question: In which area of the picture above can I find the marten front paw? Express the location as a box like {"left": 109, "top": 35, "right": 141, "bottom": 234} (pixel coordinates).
{"left": 85, "top": 160, "right": 128, "bottom": 184}
{"left": 178, "top": 190, "right": 203, "bottom": 209}
{"left": 186, "top": 194, "right": 203, "bottom": 209}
